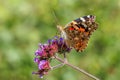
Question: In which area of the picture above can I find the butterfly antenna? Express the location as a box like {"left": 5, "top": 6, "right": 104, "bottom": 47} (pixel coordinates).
{"left": 51, "top": 9, "right": 60, "bottom": 26}
{"left": 50, "top": 8, "right": 61, "bottom": 36}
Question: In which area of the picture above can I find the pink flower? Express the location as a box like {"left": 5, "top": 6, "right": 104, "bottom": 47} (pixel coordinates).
{"left": 38, "top": 60, "right": 50, "bottom": 70}
{"left": 33, "top": 36, "right": 72, "bottom": 78}
{"left": 33, "top": 60, "right": 50, "bottom": 78}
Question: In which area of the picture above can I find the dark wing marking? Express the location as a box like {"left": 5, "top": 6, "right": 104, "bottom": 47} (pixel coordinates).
{"left": 64, "top": 15, "right": 98, "bottom": 52}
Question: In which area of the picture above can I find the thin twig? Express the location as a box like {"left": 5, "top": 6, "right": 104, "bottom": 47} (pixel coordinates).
{"left": 51, "top": 63, "right": 65, "bottom": 70}
{"left": 54, "top": 56, "right": 100, "bottom": 80}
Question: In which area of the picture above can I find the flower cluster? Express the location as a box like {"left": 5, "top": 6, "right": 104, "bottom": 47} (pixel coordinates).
{"left": 33, "top": 36, "right": 72, "bottom": 78}
{"left": 32, "top": 60, "right": 50, "bottom": 78}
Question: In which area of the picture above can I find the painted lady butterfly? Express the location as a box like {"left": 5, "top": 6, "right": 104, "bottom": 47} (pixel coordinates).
{"left": 57, "top": 15, "right": 98, "bottom": 52}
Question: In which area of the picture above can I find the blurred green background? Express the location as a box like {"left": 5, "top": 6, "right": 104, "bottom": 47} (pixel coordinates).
{"left": 0, "top": 0, "right": 120, "bottom": 80}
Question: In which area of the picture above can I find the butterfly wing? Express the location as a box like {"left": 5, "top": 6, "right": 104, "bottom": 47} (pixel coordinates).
{"left": 64, "top": 15, "right": 98, "bottom": 52}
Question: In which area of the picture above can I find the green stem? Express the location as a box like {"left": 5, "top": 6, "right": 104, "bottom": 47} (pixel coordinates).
{"left": 55, "top": 56, "right": 100, "bottom": 80}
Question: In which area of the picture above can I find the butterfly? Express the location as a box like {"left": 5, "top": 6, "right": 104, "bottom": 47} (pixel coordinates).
{"left": 57, "top": 15, "right": 98, "bottom": 52}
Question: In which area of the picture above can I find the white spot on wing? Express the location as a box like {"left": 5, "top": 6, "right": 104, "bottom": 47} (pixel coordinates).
{"left": 87, "top": 15, "right": 90, "bottom": 18}
{"left": 80, "top": 17, "right": 85, "bottom": 22}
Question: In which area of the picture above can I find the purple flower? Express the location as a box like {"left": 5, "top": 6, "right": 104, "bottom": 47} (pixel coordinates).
{"left": 34, "top": 57, "right": 40, "bottom": 63}
{"left": 55, "top": 37, "right": 72, "bottom": 54}
{"left": 35, "top": 36, "right": 71, "bottom": 58}
{"left": 33, "top": 60, "right": 50, "bottom": 78}
{"left": 35, "top": 49, "right": 43, "bottom": 56}
{"left": 38, "top": 60, "right": 50, "bottom": 70}
{"left": 32, "top": 69, "right": 50, "bottom": 78}
{"left": 33, "top": 36, "right": 72, "bottom": 78}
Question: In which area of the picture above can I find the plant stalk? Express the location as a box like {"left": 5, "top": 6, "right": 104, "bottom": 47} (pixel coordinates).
{"left": 55, "top": 56, "right": 100, "bottom": 80}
